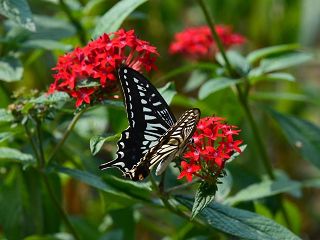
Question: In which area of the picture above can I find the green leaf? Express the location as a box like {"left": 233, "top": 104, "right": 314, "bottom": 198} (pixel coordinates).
{"left": 0, "top": 132, "right": 13, "bottom": 143}
{"left": 0, "top": 147, "right": 35, "bottom": 165}
{"left": 275, "top": 200, "right": 301, "bottom": 235}
{"left": 216, "top": 51, "right": 250, "bottom": 75}
{"left": 183, "top": 70, "right": 208, "bottom": 92}
{"left": 269, "top": 109, "right": 320, "bottom": 169}
{"left": 57, "top": 166, "right": 114, "bottom": 192}
{"left": 0, "top": 56, "right": 23, "bottom": 82}
{"left": 92, "top": 0, "right": 148, "bottom": 38}
{"left": 215, "top": 169, "right": 233, "bottom": 201}
{"left": 56, "top": 167, "right": 147, "bottom": 204}
{"left": 176, "top": 195, "right": 301, "bottom": 240}
{"left": 251, "top": 92, "right": 310, "bottom": 103}
{"left": 102, "top": 99, "right": 124, "bottom": 108}
{"left": 0, "top": 0, "right": 36, "bottom": 31}
{"left": 77, "top": 79, "right": 101, "bottom": 88}
{"left": 32, "top": 91, "right": 70, "bottom": 105}
{"left": 0, "top": 174, "right": 24, "bottom": 239}
{"left": 224, "top": 179, "right": 302, "bottom": 205}
{"left": 227, "top": 145, "right": 247, "bottom": 163}
{"left": 249, "top": 72, "right": 295, "bottom": 84}
{"left": 90, "top": 136, "right": 107, "bottom": 156}
{"left": 246, "top": 44, "right": 300, "bottom": 64}
{"left": 158, "top": 82, "right": 176, "bottom": 105}
{"left": 302, "top": 179, "right": 320, "bottom": 188}
{"left": 191, "top": 182, "right": 216, "bottom": 219}
{"left": 0, "top": 108, "right": 14, "bottom": 122}
{"left": 198, "top": 78, "right": 241, "bottom": 100}
{"left": 103, "top": 174, "right": 152, "bottom": 202}
{"left": 31, "top": 15, "right": 75, "bottom": 40}
{"left": 84, "top": 0, "right": 109, "bottom": 16}
{"left": 259, "top": 52, "right": 312, "bottom": 73}
{"left": 90, "top": 133, "right": 120, "bottom": 155}
{"left": 24, "top": 233, "right": 73, "bottom": 240}
{"left": 22, "top": 39, "right": 72, "bottom": 51}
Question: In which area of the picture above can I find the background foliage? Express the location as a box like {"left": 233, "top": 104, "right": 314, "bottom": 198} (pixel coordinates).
{"left": 0, "top": 0, "right": 320, "bottom": 239}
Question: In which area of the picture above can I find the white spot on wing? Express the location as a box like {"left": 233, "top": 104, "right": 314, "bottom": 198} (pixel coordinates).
{"left": 137, "top": 85, "right": 146, "bottom": 91}
{"left": 145, "top": 135, "right": 158, "bottom": 141}
{"left": 117, "top": 151, "right": 124, "bottom": 158}
{"left": 145, "top": 115, "right": 156, "bottom": 120}
{"left": 143, "top": 107, "right": 152, "bottom": 112}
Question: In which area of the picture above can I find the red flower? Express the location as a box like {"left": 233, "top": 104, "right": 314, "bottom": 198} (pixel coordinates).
{"left": 177, "top": 116, "right": 243, "bottom": 182}
{"left": 70, "top": 88, "right": 95, "bottom": 107}
{"left": 169, "top": 25, "right": 245, "bottom": 59}
{"left": 177, "top": 161, "right": 201, "bottom": 182}
{"left": 49, "top": 29, "right": 159, "bottom": 107}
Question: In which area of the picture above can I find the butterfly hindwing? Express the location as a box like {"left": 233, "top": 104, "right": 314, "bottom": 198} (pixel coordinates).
{"left": 127, "top": 108, "right": 201, "bottom": 181}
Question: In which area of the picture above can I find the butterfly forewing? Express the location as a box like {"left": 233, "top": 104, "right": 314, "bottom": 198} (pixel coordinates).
{"left": 99, "top": 66, "right": 176, "bottom": 174}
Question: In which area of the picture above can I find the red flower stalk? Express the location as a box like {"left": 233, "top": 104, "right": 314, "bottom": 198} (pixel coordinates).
{"left": 177, "top": 116, "right": 243, "bottom": 182}
{"left": 49, "top": 29, "right": 159, "bottom": 107}
{"left": 169, "top": 25, "right": 245, "bottom": 59}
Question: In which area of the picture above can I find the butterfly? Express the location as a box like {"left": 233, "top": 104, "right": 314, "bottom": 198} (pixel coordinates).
{"left": 99, "top": 65, "right": 200, "bottom": 181}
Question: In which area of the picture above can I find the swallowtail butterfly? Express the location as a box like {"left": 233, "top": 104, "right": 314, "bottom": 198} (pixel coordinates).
{"left": 99, "top": 66, "right": 200, "bottom": 180}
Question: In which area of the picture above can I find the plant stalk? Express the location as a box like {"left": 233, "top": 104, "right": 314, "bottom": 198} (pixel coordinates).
{"left": 34, "top": 120, "right": 81, "bottom": 240}
{"left": 59, "top": 0, "right": 87, "bottom": 45}
{"left": 197, "top": 0, "right": 275, "bottom": 179}
{"left": 197, "top": 0, "right": 293, "bottom": 229}
{"left": 197, "top": 0, "right": 233, "bottom": 76}
{"left": 36, "top": 121, "right": 46, "bottom": 168}
{"left": 48, "top": 110, "right": 84, "bottom": 164}
{"left": 24, "top": 124, "right": 41, "bottom": 165}
{"left": 41, "top": 173, "right": 81, "bottom": 240}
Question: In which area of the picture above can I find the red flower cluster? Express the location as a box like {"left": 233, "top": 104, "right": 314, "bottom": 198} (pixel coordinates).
{"left": 178, "top": 116, "right": 243, "bottom": 182}
{"left": 49, "top": 29, "right": 158, "bottom": 107}
{"left": 169, "top": 25, "right": 245, "bottom": 59}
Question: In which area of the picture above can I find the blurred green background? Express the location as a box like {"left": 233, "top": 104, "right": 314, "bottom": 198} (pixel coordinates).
{"left": 0, "top": 0, "right": 320, "bottom": 239}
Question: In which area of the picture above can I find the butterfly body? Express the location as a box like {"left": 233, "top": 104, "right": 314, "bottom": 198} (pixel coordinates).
{"left": 99, "top": 66, "right": 200, "bottom": 180}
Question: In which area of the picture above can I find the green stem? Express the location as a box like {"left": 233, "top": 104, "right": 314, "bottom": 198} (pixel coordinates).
{"left": 48, "top": 110, "right": 84, "bottom": 164}
{"left": 197, "top": 0, "right": 275, "bottom": 179}
{"left": 197, "top": 0, "right": 293, "bottom": 229}
{"left": 149, "top": 175, "right": 216, "bottom": 236}
{"left": 149, "top": 175, "right": 189, "bottom": 218}
{"left": 197, "top": 0, "right": 233, "bottom": 76}
{"left": 36, "top": 121, "right": 46, "bottom": 168}
{"left": 34, "top": 120, "right": 81, "bottom": 240}
{"left": 59, "top": 0, "right": 87, "bottom": 45}
{"left": 24, "top": 124, "right": 41, "bottom": 164}
{"left": 41, "top": 172, "right": 81, "bottom": 240}
{"left": 166, "top": 179, "right": 200, "bottom": 194}
{"left": 237, "top": 89, "right": 275, "bottom": 179}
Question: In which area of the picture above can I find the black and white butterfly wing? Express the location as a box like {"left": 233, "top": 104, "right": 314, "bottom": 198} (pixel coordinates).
{"left": 99, "top": 66, "right": 176, "bottom": 174}
{"left": 127, "top": 108, "right": 200, "bottom": 181}
{"left": 154, "top": 108, "right": 201, "bottom": 175}
{"left": 99, "top": 128, "right": 140, "bottom": 173}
